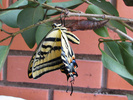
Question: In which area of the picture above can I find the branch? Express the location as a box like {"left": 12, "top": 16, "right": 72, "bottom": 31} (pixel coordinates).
{"left": 67, "top": 12, "right": 133, "bottom": 42}
{"left": 106, "top": 24, "right": 133, "bottom": 42}
{"left": 0, "top": 15, "right": 61, "bottom": 43}
{"left": 1, "top": 1, "right": 133, "bottom": 43}
{"left": 67, "top": 12, "right": 133, "bottom": 22}
{"left": 83, "top": 0, "right": 133, "bottom": 32}
{"left": 0, "top": 5, "right": 29, "bottom": 11}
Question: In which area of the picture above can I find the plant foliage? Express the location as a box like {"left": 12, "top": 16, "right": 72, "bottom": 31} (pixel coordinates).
{"left": 0, "top": 0, "right": 133, "bottom": 98}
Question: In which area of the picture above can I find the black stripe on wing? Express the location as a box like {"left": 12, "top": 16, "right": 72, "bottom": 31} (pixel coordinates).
{"left": 33, "top": 56, "right": 62, "bottom": 69}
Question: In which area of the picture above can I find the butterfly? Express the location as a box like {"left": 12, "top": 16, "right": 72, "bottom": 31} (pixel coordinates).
{"left": 28, "top": 23, "right": 80, "bottom": 95}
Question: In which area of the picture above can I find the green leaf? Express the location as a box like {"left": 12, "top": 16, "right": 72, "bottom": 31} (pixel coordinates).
{"left": 127, "top": 94, "right": 133, "bottom": 100}
{"left": 100, "top": 41, "right": 133, "bottom": 85}
{"left": 109, "top": 20, "right": 127, "bottom": 39}
{"left": 120, "top": 75, "right": 133, "bottom": 85}
{"left": 0, "top": 46, "right": 9, "bottom": 71}
{"left": 47, "top": 0, "right": 52, "bottom": 3}
{"left": 17, "top": 6, "right": 44, "bottom": 48}
{"left": 104, "top": 40, "right": 124, "bottom": 64}
{"left": 89, "top": 0, "right": 119, "bottom": 16}
{"left": 0, "top": 21, "right": 2, "bottom": 29}
{"left": 47, "top": 0, "right": 83, "bottom": 16}
{"left": 88, "top": 0, "right": 127, "bottom": 39}
{"left": 36, "top": 22, "right": 52, "bottom": 45}
{"left": 86, "top": 4, "right": 103, "bottom": 17}
{"left": 85, "top": 5, "right": 109, "bottom": 37}
{"left": 0, "top": 0, "right": 3, "bottom": 7}
{"left": 118, "top": 42, "right": 133, "bottom": 74}
{"left": 100, "top": 49, "right": 133, "bottom": 81}
{"left": 38, "top": 0, "right": 46, "bottom": 4}
{"left": 0, "top": 0, "right": 28, "bottom": 28}
{"left": 94, "top": 26, "right": 109, "bottom": 37}
{"left": 28, "top": 1, "right": 40, "bottom": 7}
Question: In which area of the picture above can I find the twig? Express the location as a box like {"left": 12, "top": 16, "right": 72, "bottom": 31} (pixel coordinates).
{"left": 0, "top": 5, "right": 29, "bottom": 11}
{"left": 99, "top": 38, "right": 127, "bottom": 43}
{"left": 1, "top": 29, "right": 13, "bottom": 35}
{"left": 0, "top": 1, "right": 133, "bottom": 43}
{"left": 9, "top": 36, "right": 14, "bottom": 46}
{"left": 67, "top": 12, "right": 133, "bottom": 22}
{"left": 118, "top": 21, "right": 133, "bottom": 32}
{"left": 83, "top": 0, "right": 133, "bottom": 32}
{"left": 0, "top": 15, "right": 61, "bottom": 43}
{"left": 106, "top": 24, "right": 133, "bottom": 42}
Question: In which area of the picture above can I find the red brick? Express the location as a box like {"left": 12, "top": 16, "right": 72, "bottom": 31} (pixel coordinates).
{"left": 53, "top": 90, "right": 127, "bottom": 100}
{"left": 1, "top": 1, "right": 131, "bottom": 55}
{"left": 0, "top": 85, "right": 48, "bottom": 100}
{"left": 74, "top": 60, "right": 102, "bottom": 88}
{"left": 13, "top": 0, "right": 18, "bottom": 3}
{"left": 0, "top": 72, "right": 2, "bottom": 80}
{"left": 7, "top": 56, "right": 102, "bottom": 88}
{"left": 0, "top": 3, "right": 103, "bottom": 55}
{"left": 0, "top": 25, "right": 101, "bottom": 54}
{"left": 0, "top": 25, "right": 36, "bottom": 51}
{"left": 1, "top": 26, "right": 102, "bottom": 55}
{"left": 71, "top": 30, "right": 102, "bottom": 55}
{"left": 0, "top": 68, "right": 3, "bottom": 80}
{"left": 107, "top": 70, "right": 133, "bottom": 90}
{"left": 0, "top": 0, "right": 9, "bottom": 8}
{"left": 116, "top": 1, "right": 133, "bottom": 42}
{"left": 117, "top": 1, "right": 133, "bottom": 19}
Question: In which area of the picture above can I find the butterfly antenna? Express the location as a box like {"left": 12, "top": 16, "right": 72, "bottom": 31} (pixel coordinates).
{"left": 70, "top": 80, "right": 74, "bottom": 96}
{"left": 66, "top": 80, "right": 69, "bottom": 93}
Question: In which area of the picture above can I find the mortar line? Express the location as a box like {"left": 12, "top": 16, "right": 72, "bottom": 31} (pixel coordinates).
{"left": 1, "top": 81, "right": 133, "bottom": 95}
{"left": 101, "top": 65, "right": 108, "bottom": 90}
{"left": 48, "top": 89, "right": 54, "bottom": 100}
{"left": 110, "top": 0, "right": 117, "bottom": 8}
{"left": 2, "top": 58, "right": 7, "bottom": 82}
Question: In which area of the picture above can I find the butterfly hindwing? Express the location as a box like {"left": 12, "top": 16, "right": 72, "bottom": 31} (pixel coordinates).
{"left": 61, "top": 30, "right": 78, "bottom": 80}
{"left": 65, "top": 31, "right": 80, "bottom": 45}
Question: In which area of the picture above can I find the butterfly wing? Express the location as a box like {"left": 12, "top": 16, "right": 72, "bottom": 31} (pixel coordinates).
{"left": 28, "top": 52, "right": 36, "bottom": 78}
{"left": 60, "top": 30, "right": 78, "bottom": 81}
{"left": 28, "top": 28, "right": 64, "bottom": 79}
{"left": 65, "top": 31, "right": 80, "bottom": 45}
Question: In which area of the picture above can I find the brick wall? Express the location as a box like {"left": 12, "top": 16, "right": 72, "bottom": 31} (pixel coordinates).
{"left": 0, "top": 0, "right": 133, "bottom": 100}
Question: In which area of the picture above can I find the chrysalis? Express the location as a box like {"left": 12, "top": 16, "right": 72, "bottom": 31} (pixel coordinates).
{"left": 65, "top": 19, "right": 109, "bottom": 31}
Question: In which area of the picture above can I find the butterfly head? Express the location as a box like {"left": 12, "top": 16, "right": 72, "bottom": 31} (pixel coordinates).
{"left": 52, "top": 23, "right": 62, "bottom": 28}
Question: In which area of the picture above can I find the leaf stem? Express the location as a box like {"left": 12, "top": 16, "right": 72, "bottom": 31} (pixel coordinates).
{"left": 9, "top": 36, "right": 14, "bottom": 46}
{"left": 98, "top": 38, "right": 127, "bottom": 43}
{"left": 1, "top": 29, "right": 13, "bottom": 35}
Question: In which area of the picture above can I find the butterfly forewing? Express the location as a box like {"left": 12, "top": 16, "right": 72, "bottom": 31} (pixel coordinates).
{"left": 28, "top": 29, "right": 64, "bottom": 79}
{"left": 28, "top": 52, "right": 36, "bottom": 78}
